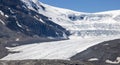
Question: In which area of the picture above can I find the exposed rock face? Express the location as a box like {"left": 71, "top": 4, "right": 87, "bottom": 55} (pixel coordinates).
{"left": 0, "top": 0, "right": 69, "bottom": 46}
{"left": 0, "top": 60, "right": 92, "bottom": 65}
{"left": 71, "top": 39, "right": 120, "bottom": 65}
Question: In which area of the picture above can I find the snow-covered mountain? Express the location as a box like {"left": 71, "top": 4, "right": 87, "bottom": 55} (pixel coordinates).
{"left": 1, "top": 0, "right": 120, "bottom": 40}
{"left": 21, "top": 0, "right": 120, "bottom": 37}
{"left": 1, "top": 0, "right": 120, "bottom": 65}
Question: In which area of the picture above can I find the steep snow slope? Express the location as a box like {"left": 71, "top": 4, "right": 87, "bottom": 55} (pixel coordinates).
{"left": 21, "top": 0, "right": 120, "bottom": 36}
{"left": 1, "top": 35, "right": 120, "bottom": 60}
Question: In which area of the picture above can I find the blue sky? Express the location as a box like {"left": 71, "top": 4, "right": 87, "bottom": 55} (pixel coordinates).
{"left": 40, "top": 0, "right": 120, "bottom": 13}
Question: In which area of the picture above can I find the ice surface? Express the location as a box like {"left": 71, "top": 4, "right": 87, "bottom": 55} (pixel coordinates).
{"left": 1, "top": 35, "right": 120, "bottom": 60}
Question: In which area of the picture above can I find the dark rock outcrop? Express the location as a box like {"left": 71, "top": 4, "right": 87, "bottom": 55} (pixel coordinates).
{"left": 71, "top": 39, "right": 120, "bottom": 65}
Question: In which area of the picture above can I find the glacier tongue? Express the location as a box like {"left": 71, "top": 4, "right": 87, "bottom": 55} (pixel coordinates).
{"left": 1, "top": 35, "right": 120, "bottom": 60}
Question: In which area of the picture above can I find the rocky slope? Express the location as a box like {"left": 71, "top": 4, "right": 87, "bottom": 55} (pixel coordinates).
{"left": 0, "top": 60, "right": 93, "bottom": 65}
{"left": 71, "top": 39, "right": 120, "bottom": 65}
{"left": 0, "top": 0, "right": 69, "bottom": 46}
{"left": 0, "top": 43, "right": 8, "bottom": 59}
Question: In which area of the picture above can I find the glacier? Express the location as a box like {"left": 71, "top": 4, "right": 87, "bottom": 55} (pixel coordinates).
{"left": 1, "top": 35, "right": 120, "bottom": 60}
{"left": 20, "top": 0, "right": 120, "bottom": 37}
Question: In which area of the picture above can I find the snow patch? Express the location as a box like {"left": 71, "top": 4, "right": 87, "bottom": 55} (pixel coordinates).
{"left": 0, "top": 10, "right": 4, "bottom": 16}
{"left": 0, "top": 10, "right": 9, "bottom": 17}
{"left": 0, "top": 19, "right": 5, "bottom": 25}
{"left": 5, "top": 15, "right": 9, "bottom": 18}
{"left": 16, "top": 38, "right": 20, "bottom": 41}
{"left": 39, "top": 18, "right": 44, "bottom": 23}
{"left": 47, "top": 37, "right": 55, "bottom": 39}
{"left": 8, "top": 8, "right": 14, "bottom": 14}
{"left": 34, "top": 16, "right": 38, "bottom": 20}
{"left": 16, "top": 21, "right": 22, "bottom": 28}
{"left": 106, "top": 57, "right": 120, "bottom": 64}
{"left": 88, "top": 58, "right": 99, "bottom": 61}
{"left": 31, "top": 0, "right": 38, "bottom": 3}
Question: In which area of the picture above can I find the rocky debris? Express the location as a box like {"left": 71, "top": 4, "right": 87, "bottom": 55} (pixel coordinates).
{"left": 71, "top": 39, "right": 120, "bottom": 65}
{"left": 0, "top": 60, "right": 93, "bottom": 65}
